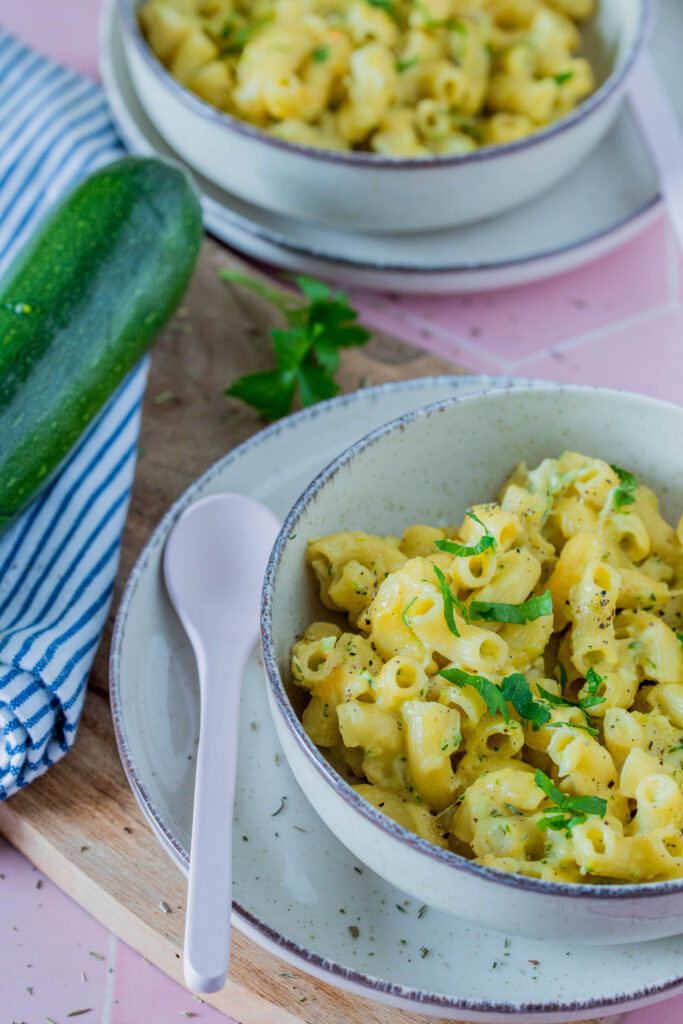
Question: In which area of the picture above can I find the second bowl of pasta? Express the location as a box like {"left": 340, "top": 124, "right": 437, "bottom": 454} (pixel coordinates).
{"left": 261, "top": 382, "right": 683, "bottom": 943}
{"left": 117, "top": 0, "right": 648, "bottom": 232}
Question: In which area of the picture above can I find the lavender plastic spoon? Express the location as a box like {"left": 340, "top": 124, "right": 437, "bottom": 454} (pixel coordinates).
{"left": 163, "top": 493, "right": 281, "bottom": 993}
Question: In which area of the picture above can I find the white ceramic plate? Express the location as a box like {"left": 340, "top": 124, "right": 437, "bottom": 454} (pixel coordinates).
{"left": 111, "top": 376, "right": 683, "bottom": 1023}
{"left": 99, "top": 0, "right": 679, "bottom": 294}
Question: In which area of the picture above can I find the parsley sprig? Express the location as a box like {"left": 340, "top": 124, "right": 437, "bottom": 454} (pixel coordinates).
{"left": 534, "top": 769, "right": 607, "bottom": 836}
{"left": 610, "top": 464, "right": 639, "bottom": 511}
{"left": 436, "top": 511, "right": 497, "bottom": 558}
{"left": 223, "top": 272, "right": 370, "bottom": 420}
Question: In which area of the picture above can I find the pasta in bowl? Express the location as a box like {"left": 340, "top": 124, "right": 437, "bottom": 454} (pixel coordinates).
{"left": 138, "top": 0, "right": 598, "bottom": 157}
{"left": 118, "top": 0, "right": 647, "bottom": 231}
{"left": 261, "top": 383, "right": 683, "bottom": 942}
{"left": 292, "top": 454, "right": 683, "bottom": 886}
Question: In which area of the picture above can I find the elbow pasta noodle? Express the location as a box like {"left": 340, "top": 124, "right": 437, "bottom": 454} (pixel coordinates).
{"left": 139, "top": 0, "right": 597, "bottom": 157}
{"left": 291, "top": 452, "right": 683, "bottom": 885}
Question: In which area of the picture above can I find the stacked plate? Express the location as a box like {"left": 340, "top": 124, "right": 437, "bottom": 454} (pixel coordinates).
{"left": 111, "top": 376, "right": 683, "bottom": 1022}
{"left": 99, "top": 0, "right": 681, "bottom": 293}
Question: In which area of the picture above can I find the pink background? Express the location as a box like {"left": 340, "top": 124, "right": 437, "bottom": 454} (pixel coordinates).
{"left": 1, "top": 2, "right": 682, "bottom": 1021}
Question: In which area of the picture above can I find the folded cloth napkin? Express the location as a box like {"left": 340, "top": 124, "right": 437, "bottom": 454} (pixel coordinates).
{"left": 0, "top": 31, "right": 149, "bottom": 798}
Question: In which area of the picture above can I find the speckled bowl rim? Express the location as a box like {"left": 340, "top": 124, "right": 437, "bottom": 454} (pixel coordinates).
{"left": 261, "top": 381, "right": 683, "bottom": 906}
{"left": 110, "top": 376, "right": 683, "bottom": 1016}
{"left": 118, "top": 0, "right": 650, "bottom": 171}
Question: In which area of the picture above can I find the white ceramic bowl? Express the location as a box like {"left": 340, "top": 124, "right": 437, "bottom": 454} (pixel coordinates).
{"left": 262, "top": 383, "right": 683, "bottom": 944}
{"left": 117, "top": 0, "right": 648, "bottom": 234}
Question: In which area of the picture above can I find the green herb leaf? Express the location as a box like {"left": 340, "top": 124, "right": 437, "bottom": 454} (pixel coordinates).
{"left": 553, "top": 69, "right": 575, "bottom": 85}
{"left": 470, "top": 589, "right": 552, "bottom": 624}
{"left": 366, "top": 0, "right": 397, "bottom": 17}
{"left": 669, "top": 743, "right": 683, "bottom": 754}
{"left": 402, "top": 596, "right": 418, "bottom": 629}
{"left": 396, "top": 55, "right": 420, "bottom": 73}
{"left": 579, "top": 667, "right": 606, "bottom": 710}
{"left": 534, "top": 769, "right": 606, "bottom": 836}
{"left": 500, "top": 673, "right": 551, "bottom": 731}
{"left": 220, "top": 14, "right": 273, "bottom": 52}
{"left": 224, "top": 274, "right": 370, "bottom": 419}
{"left": 433, "top": 565, "right": 469, "bottom": 636}
{"left": 610, "top": 464, "right": 639, "bottom": 511}
{"left": 225, "top": 369, "right": 296, "bottom": 421}
{"left": 547, "top": 720, "right": 599, "bottom": 737}
{"left": 297, "top": 362, "right": 339, "bottom": 407}
{"left": 436, "top": 511, "right": 497, "bottom": 557}
{"left": 312, "top": 44, "right": 330, "bottom": 62}
{"left": 585, "top": 667, "right": 603, "bottom": 695}
{"left": 290, "top": 275, "right": 331, "bottom": 302}
{"left": 536, "top": 683, "right": 597, "bottom": 730}
{"left": 438, "top": 667, "right": 509, "bottom": 722}
{"left": 558, "top": 662, "right": 568, "bottom": 693}
{"left": 536, "top": 683, "right": 573, "bottom": 709}
{"left": 414, "top": 3, "right": 466, "bottom": 30}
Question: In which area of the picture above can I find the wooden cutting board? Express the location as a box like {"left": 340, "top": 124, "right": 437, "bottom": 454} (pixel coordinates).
{"left": 0, "top": 239, "right": 622, "bottom": 1024}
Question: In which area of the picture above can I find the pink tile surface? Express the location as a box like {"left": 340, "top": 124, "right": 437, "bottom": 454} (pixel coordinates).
{"left": 390, "top": 217, "right": 674, "bottom": 367}
{"left": 109, "top": 942, "right": 227, "bottom": 1022}
{"left": 1, "top": 4, "right": 683, "bottom": 1023}
{"left": 0, "top": 837, "right": 114, "bottom": 1022}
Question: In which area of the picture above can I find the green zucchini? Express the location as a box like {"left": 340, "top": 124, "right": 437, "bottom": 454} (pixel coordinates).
{"left": 0, "top": 156, "right": 202, "bottom": 532}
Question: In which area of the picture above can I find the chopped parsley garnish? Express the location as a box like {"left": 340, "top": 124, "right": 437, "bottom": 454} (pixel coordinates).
{"left": 677, "top": 633, "right": 683, "bottom": 648}
{"left": 396, "top": 55, "right": 420, "bottom": 73}
{"left": 348, "top": 925, "right": 360, "bottom": 938}
{"left": 223, "top": 273, "right": 370, "bottom": 420}
{"left": 537, "top": 683, "right": 598, "bottom": 732}
{"left": 610, "top": 464, "right": 639, "bottom": 511}
{"left": 438, "top": 667, "right": 509, "bottom": 721}
{"left": 433, "top": 565, "right": 469, "bottom": 637}
{"left": 440, "top": 670, "right": 599, "bottom": 734}
{"left": 558, "top": 662, "right": 568, "bottom": 693}
{"left": 469, "top": 589, "right": 552, "bottom": 624}
{"left": 271, "top": 796, "right": 287, "bottom": 817}
{"left": 547, "top": 720, "right": 599, "bottom": 737}
{"left": 414, "top": 3, "right": 466, "bottom": 31}
{"left": 534, "top": 769, "right": 607, "bottom": 837}
{"left": 435, "top": 511, "right": 497, "bottom": 557}
{"left": 402, "top": 595, "right": 418, "bottom": 628}
{"left": 499, "top": 673, "right": 551, "bottom": 730}
{"left": 366, "top": 0, "right": 398, "bottom": 17}
{"left": 553, "top": 69, "right": 575, "bottom": 85}
{"left": 629, "top": 640, "right": 644, "bottom": 650}
{"left": 452, "top": 114, "right": 483, "bottom": 142}
{"left": 220, "top": 15, "right": 273, "bottom": 52}
{"left": 312, "top": 44, "right": 330, "bottom": 62}
{"left": 579, "top": 667, "right": 606, "bottom": 710}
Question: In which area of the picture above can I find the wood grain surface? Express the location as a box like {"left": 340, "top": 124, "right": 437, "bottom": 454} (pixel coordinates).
{"left": 0, "top": 240, "right": 622, "bottom": 1024}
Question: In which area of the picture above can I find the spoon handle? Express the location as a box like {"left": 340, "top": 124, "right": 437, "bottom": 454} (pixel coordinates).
{"left": 184, "top": 643, "right": 244, "bottom": 993}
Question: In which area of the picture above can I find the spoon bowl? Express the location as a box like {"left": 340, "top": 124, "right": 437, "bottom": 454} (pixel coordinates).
{"left": 163, "top": 492, "right": 280, "bottom": 993}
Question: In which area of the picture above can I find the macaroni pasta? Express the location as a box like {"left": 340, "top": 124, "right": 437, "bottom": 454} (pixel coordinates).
{"left": 139, "top": 0, "right": 597, "bottom": 157}
{"left": 291, "top": 453, "right": 683, "bottom": 884}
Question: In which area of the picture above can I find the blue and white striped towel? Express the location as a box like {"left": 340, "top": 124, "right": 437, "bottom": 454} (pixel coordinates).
{"left": 0, "top": 31, "right": 150, "bottom": 799}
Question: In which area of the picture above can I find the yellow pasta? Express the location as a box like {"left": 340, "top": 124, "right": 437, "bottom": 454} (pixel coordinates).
{"left": 139, "top": 0, "right": 597, "bottom": 157}
{"left": 291, "top": 452, "right": 683, "bottom": 884}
